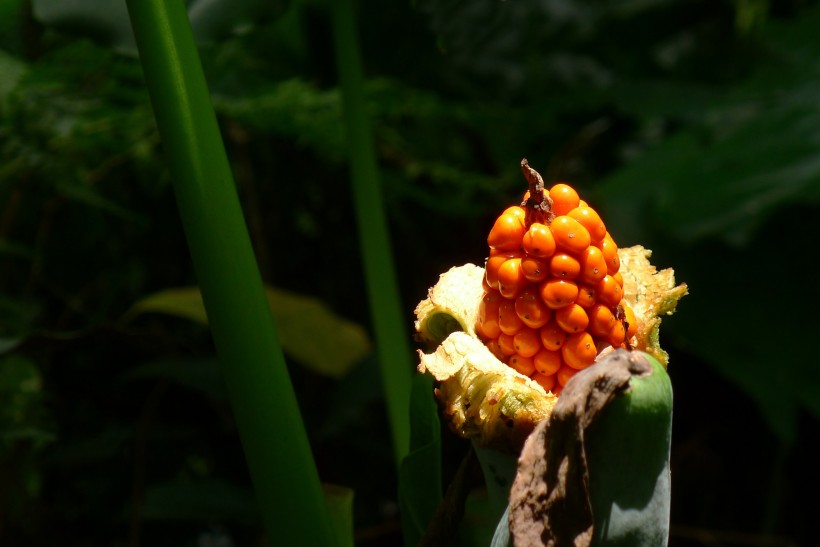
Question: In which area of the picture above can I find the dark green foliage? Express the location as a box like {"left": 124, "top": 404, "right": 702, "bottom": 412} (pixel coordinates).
{"left": 399, "top": 374, "right": 442, "bottom": 547}
{"left": 1, "top": 0, "right": 819, "bottom": 544}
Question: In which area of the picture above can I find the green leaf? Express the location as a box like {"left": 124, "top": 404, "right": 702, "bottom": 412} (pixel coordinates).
{"left": 188, "top": 0, "right": 289, "bottom": 44}
{"left": 213, "top": 79, "right": 348, "bottom": 162}
{"left": 470, "top": 445, "right": 518, "bottom": 546}
{"left": 596, "top": 5, "right": 820, "bottom": 248}
{"left": 39, "top": 425, "right": 131, "bottom": 467}
{"left": 589, "top": 7, "right": 820, "bottom": 440}
{"left": 124, "top": 286, "right": 371, "bottom": 379}
{"left": 660, "top": 235, "right": 819, "bottom": 442}
{"left": 398, "top": 374, "right": 442, "bottom": 547}
{"left": 32, "top": 0, "right": 288, "bottom": 53}
{"left": 33, "top": 0, "right": 136, "bottom": 52}
{"left": 0, "top": 354, "right": 54, "bottom": 450}
{"left": 0, "top": 50, "right": 27, "bottom": 109}
{"left": 323, "top": 483, "right": 355, "bottom": 547}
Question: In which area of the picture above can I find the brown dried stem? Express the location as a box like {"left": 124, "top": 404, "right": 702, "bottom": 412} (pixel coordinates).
{"left": 520, "top": 158, "right": 554, "bottom": 227}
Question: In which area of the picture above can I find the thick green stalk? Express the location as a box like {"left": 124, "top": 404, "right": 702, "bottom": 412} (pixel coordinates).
{"left": 330, "top": 0, "right": 411, "bottom": 464}
{"left": 586, "top": 353, "right": 673, "bottom": 546}
{"left": 124, "top": 2, "right": 336, "bottom": 545}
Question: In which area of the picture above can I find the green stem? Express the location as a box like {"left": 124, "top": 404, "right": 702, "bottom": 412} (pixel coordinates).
{"left": 329, "top": 0, "right": 412, "bottom": 465}
{"left": 124, "top": 2, "right": 336, "bottom": 545}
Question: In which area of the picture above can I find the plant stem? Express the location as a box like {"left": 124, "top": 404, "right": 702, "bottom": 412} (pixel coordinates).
{"left": 124, "top": 2, "right": 336, "bottom": 545}
{"left": 329, "top": 0, "right": 412, "bottom": 465}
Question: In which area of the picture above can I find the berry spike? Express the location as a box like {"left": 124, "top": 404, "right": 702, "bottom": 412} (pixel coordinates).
{"left": 413, "top": 157, "right": 686, "bottom": 452}
{"left": 478, "top": 160, "right": 653, "bottom": 391}
{"left": 520, "top": 158, "right": 554, "bottom": 227}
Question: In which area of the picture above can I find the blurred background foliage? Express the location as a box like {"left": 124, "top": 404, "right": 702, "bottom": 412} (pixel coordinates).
{"left": 1, "top": 0, "right": 819, "bottom": 545}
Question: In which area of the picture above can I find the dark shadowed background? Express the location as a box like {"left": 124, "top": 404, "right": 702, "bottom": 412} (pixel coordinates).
{"left": 1, "top": 0, "right": 819, "bottom": 545}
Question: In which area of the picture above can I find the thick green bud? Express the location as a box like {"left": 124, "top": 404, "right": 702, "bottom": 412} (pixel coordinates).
{"left": 509, "top": 350, "right": 673, "bottom": 547}
{"left": 587, "top": 352, "right": 672, "bottom": 547}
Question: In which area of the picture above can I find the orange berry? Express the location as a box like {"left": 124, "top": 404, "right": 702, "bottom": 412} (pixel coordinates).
{"left": 477, "top": 290, "right": 502, "bottom": 339}
{"left": 533, "top": 348, "right": 562, "bottom": 376}
{"left": 515, "top": 289, "right": 551, "bottom": 329}
{"left": 557, "top": 364, "right": 578, "bottom": 386}
{"left": 482, "top": 277, "right": 493, "bottom": 294}
{"left": 562, "top": 331, "right": 597, "bottom": 370}
{"left": 549, "top": 253, "right": 581, "bottom": 280}
{"left": 599, "top": 232, "right": 620, "bottom": 274}
{"left": 487, "top": 206, "right": 526, "bottom": 252}
{"left": 509, "top": 354, "right": 536, "bottom": 376}
{"left": 489, "top": 247, "right": 524, "bottom": 258}
{"left": 568, "top": 206, "right": 607, "bottom": 243}
{"left": 497, "top": 258, "right": 526, "bottom": 299}
{"left": 484, "top": 255, "right": 506, "bottom": 291}
{"left": 555, "top": 303, "right": 589, "bottom": 333}
{"left": 497, "top": 333, "right": 517, "bottom": 356}
{"left": 539, "top": 278, "right": 579, "bottom": 309}
{"left": 531, "top": 372, "right": 556, "bottom": 392}
{"left": 596, "top": 275, "right": 623, "bottom": 308}
{"left": 521, "top": 256, "right": 549, "bottom": 283}
{"left": 539, "top": 320, "right": 567, "bottom": 350}
{"left": 622, "top": 303, "right": 638, "bottom": 339}
{"left": 486, "top": 339, "right": 506, "bottom": 361}
{"left": 550, "top": 216, "right": 591, "bottom": 254}
{"left": 522, "top": 223, "right": 556, "bottom": 258}
{"left": 575, "top": 285, "right": 596, "bottom": 309}
{"left": 498, "top": 298, "right": 524, "bottom": 335}
{"left": 588, "top": 303, "right": 615, "bottom": 337}
{"left": 578, "top": 246, "right": 607, "bottom": 285}
{"left": 612, "top": 271, "right": 624, "bottom": 287}
{"left": 513, "top": 327, "right": 541, "bottom": 358}
{"left": 549, "top": 184, "right": 580, "bottom": 216}
{"left": 608, "top": 320, "right": 626, "bottom": 347}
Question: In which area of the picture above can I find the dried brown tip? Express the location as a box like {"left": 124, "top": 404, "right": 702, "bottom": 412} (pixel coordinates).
{"left": 520, "top": 159, "right": 553, "bottom": 226}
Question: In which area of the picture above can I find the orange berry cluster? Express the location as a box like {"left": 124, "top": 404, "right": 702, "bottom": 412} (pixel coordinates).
{"left": 476, "top": 160, "right": 636, "bottom": 395}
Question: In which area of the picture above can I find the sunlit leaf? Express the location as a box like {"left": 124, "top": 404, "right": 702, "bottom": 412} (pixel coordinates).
{"left": 124, "top": 286, "right": 371, "bottom": 378}
{"left": 263, "top": 286, "right": 371, "bottom": 379}
{"left": 124, "top": 287, "right": 210, "bottom": 325}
